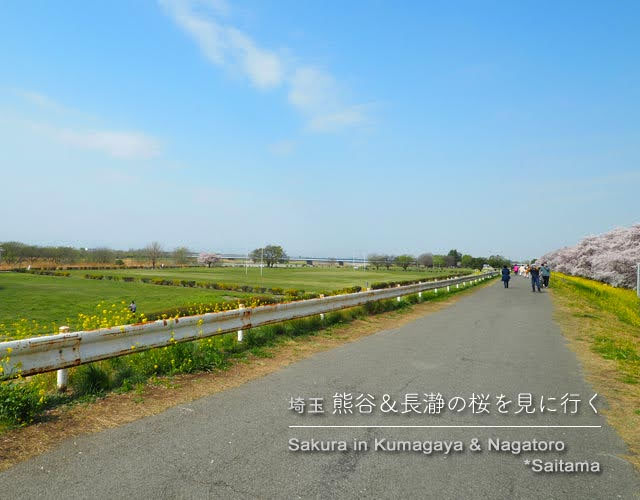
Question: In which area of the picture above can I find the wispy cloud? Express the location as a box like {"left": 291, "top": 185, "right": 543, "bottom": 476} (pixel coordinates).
{"left": 160, "top": 0, "right": 370, "bottom": 132}
{"left": 15, "top": 89, "right": 68, "bottom": 112}
{"left": 161, "top": 0, "right": 283, "bottom": 89}
{"left": 15, "top": 91, "right": 162, "bottom": 159}
{"left": 53, "top": 128, "right": 161, "bottom": 159}
{"left": 28, "top": 122, "right": 161, "bottom": 159}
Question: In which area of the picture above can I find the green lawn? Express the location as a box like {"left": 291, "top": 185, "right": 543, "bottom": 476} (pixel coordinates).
{"left": 0, "top": 266, "right": 471, "bottom": 339}
{"left": 67, "top": 266, "right": 466, "bottom": 293}
{"left": 0, "top": 273, "right": 251, "bottom": 335}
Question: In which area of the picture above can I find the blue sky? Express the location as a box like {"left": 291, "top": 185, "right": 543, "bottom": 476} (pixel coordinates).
{"left": 1, "top": 0, "right": 638, "bottom": 260}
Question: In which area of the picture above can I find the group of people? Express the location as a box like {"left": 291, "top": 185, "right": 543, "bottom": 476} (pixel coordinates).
{"left": 501, "top": 263, "right": 551, "bottom": 292}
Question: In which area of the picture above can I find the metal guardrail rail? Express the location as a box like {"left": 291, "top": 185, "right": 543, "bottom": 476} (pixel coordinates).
{"left": 0, "top": 272, "right": 497, "bottom": 381}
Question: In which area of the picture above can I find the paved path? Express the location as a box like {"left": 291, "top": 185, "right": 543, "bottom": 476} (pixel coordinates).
{"left": 2, "top": 278, "right": 639, "bottom": 499}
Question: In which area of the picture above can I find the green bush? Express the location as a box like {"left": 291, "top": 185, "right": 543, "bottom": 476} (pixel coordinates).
{"left": 0, "top": 380, "right": 46, "bottom": 425}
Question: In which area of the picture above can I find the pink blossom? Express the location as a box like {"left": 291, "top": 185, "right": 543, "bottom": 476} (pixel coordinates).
{"left": 540, "top": 224, "right": 640, "bottom": 289}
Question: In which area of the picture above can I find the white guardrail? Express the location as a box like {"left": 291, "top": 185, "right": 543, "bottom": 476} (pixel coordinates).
{"left": 1, "top": 272, "right": 497, "bottom": 382}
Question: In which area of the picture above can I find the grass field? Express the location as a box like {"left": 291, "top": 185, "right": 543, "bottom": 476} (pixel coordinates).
{"left": 0, "top": 273, "right": 252, "bottom": 337}
{"left": 65, "top": 266, "right": 465, "bottom": 292}
{"left": 0, "top": 267, "right": 471, "bottom": 339}
{"left": 0, "top": 275, "right": 493, "bottom": 431}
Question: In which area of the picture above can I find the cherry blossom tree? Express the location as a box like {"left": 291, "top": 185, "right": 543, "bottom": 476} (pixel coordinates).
{"left": 540, "top": 224, "right": 640, "bottom": 289}
{"left": 198, "top": 252, "right": 220, "bottom": 268}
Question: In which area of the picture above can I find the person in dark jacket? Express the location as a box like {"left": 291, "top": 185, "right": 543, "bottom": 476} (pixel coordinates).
{"left": 501, "top": 265, "right": 511, "bottom": 288}
{"left": 530, "top": 265, "right": 542, "bottom": 292}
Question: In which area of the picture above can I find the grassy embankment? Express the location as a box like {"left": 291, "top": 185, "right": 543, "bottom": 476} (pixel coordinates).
{"left": 549, "top": 273, "right": 639, "bottom": 469}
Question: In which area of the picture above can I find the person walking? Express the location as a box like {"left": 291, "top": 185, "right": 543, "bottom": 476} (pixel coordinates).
{"left": 513, "top": 264, "right": 519, "bottom": 276}
{"left": 129, "top": 300, "right": 137, "bottom": 313}
{"left": 540, "top": 263, "right": 551, "bottom": 288}
{"left": 530, "top": 265, "right": 542, "bottom": 292}
{"left": 501, "top": 265, "right": 511, "bottom": 288}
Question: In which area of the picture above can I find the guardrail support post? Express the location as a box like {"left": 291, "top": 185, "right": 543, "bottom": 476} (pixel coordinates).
{"left": 447, "top": 286, "right": 450, "bottom": 292}
{"left": 56, "top": 326, "right": 70, "bottom": 392}
{"left": 237, "top": 304, "right": 244, "bottom": 342}
{"left": 418, "top": 291, "right": 422, "bottom": 298}
{"left": 320, "top": 313, "right": 325, "bottom": 321}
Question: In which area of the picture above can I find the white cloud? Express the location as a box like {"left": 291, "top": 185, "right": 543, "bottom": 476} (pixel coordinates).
{"left": 161, "top": 0, "right": 283, "bottom": 89}
{"left": 288, "top": 67, "right": 369, "bottom": 132}
{"left": 160, "top": 0, "right": 370, "bottom": 131}
{"left": 29, "top": 123, "right": 161, "bottom": 159}
{"left": 13, "top": 90, "right": 162, "bottom": 159}
{"left": 226, "top": 27, "right": 283, "bottom": 88}
{"left": 55, "top": 129, "right": 160, "bottom": 159}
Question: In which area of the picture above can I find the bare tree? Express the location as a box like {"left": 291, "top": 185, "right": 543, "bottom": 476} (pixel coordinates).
{"left": 417, "top": 253, "right": 433, "bottom": 268}
{"left": 383, "top": 255, "right": 395, "bottom": 270}
{"left": 173, "top": 246, "right": 190, "bottom": 265}
{"left": 367, "top": 253, "right": 385, "bottom": 270}
{"left": 145, "top": 242, "right": 163, "bottom": 268}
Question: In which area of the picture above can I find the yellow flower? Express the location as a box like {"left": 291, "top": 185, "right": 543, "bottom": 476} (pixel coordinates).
{"left": 130, "top": 345, "right": 136, "bottom": 350}
{"left": 6, "top": 347, "right": 12, "bottom": 354}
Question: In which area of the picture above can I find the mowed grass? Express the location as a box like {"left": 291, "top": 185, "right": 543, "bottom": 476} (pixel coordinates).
{"left": 0, "top": 273, "right": 250, "bottom": 331}
{"left": 0, "top": 266, "right": 471, "bottom": 339}
{"left": 67, "top": 266, "right": 466, "bottom": 293}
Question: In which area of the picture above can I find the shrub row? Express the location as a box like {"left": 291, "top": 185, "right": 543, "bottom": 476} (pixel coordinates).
{"left": 75, "top": 272, "right": 364, "bottom": 299}
{"left": 14, "top": 269, "right": 71, "bottom": 277}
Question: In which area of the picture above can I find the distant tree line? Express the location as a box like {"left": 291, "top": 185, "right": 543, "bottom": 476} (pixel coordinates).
{"left": 367, "top": 249, "right": 511, "bottom": 271}
{"left": 0, "top": 241, "right": 195, "bottom": 268}
{"left": 0, "top": 241, "right": 512, "bottom": 272}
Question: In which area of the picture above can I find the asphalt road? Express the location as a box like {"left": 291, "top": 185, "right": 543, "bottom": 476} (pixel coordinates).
{"left": 2, "top": 277, "right": 639, "bottom": 499}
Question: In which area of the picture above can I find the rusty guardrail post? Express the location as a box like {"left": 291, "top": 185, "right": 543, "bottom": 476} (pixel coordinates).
{"left": 56, "top": 326, "right": 70, "bottom": 391}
